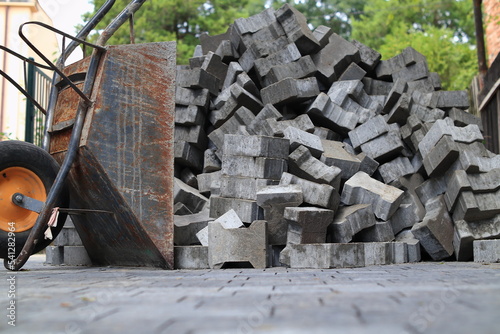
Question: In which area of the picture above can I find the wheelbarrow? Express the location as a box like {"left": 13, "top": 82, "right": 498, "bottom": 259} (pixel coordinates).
{"left": 0, "top": 0, "right": 176, "bottom": 270}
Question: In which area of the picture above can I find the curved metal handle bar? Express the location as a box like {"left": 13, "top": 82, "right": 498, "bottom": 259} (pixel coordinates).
{"left": 97, "top": 0, "right": 147, "bottom": 46}
{"left": 5, "top": 0, "right": 148, "bottom": 271}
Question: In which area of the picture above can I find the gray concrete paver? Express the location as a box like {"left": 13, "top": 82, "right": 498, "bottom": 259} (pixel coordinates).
{"left": 0, "top": 255, "right": 499, "bottom": 334}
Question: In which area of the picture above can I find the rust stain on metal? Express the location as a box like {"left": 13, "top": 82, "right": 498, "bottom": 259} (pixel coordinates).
{"left": 51, "top": 42, "right": 176, "bottom": 268}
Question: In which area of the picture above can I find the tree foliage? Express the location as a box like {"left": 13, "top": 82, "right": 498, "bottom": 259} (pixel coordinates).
{"left": 351, "top": 0, "right": 476, "bottom": 90}
{"left": 81, "top": 0, "right": 477, "bottom": 89}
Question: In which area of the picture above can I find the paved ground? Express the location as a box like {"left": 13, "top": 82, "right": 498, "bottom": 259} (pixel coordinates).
{"left": 1, "top": 255, "right": 499, "bottom": 334}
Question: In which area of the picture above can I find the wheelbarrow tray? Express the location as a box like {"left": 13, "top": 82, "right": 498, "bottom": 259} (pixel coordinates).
{"left": 49, "top": 41, "right": 176, "bottom": 268}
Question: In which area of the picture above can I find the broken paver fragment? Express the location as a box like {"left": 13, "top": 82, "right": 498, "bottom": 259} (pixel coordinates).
{"left": 341, "top": 171, "right": 404, "bottom": 221}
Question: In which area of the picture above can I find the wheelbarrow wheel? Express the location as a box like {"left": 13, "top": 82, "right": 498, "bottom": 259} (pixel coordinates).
{"left": 0, "top": 140, "right": 69, "bottom": 259}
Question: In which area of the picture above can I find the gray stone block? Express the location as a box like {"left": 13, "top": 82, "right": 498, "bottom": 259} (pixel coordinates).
{"left": 452, "top": 190, "right": 500, "bottom": 222}
{"left": 378, "top": 157, "right": 414, "bottom": 186}
{"left": 312, "top": 33, "right": 360, "bottom": 84}
{"left": 422, "top": 135, "right": 460, "bottom": 177}
{"left": 328, "top": 204, "right": 376, "bottom": 243}
{"left": 275, "top": 3, "right": 321, "bottom": 55}
{"left": 387, "top": 93, "right": 411, "bottom": 126}
{"left": 175, "top": 105, "right": 205, "bottom": 127}
{"left": 174, "top": 209, "right": 210, "bottom": 246}
{"left": 222, "top": 61, "right": 244, "bottom": 90}
{"left": 221, "top": 155, "right": 287, "bottom": 180}
{"left": 352, "top": 39, "right": 381, "bottom": 72}
{"left": 199, "top": 28, "right": 232, "bottom": 55}
{"left": 174, "top": 177, "right": 209, "bottom": 214}
{"left": 411, "top": 195, "right": 454, "bottom": 260}
{"left": 174, "top": 141, "right": 204, "bottom": 171}
{"left": 261, "top": 77, "right": 320, "bottom": 106}
{"left": 180, "top": 167, "right": 199, "bottom": 190}
{"left": 284, "top": 207, "right": 334, "bottom": 244}
{"left": 203, "top": 148, "right": 221, "bottom": 173}
{"left": 234, "top": 7, "right": 276, "bottom": 35}
{"left": 45, "top": 246, "right": 63, "bottom": 265}
{"left": 280, "top": 243, "right": 365, "bottom": 268}
{"left": 338, "top": 62, "right": 366, "bottom": 81}
{"left": 448, "top": 107, "right": 483, "bottom": 131}
{"left": 196, "top": 171, "right": 222, "bottom": 194}
{"left": 435, "top": 90, "right": 469, "bottom": 109}
{"left": 196, "top": 226, "right": 209, "bottom": 246}
{"left": 254, "top": 43, "right": 302, "bottom": 78}
{"left": 362, "top": 77, "right": 393, "bottom": 95}
{"left": 174, "top": 246, "right": 209, "bottom": 269}
{"left": 174, "top": 202, "right": 193, "bottom": 216}
{"left": 306, "top": 93, "right": 358, "bottom": 135}
{"left": 61, "top": 246, "right": 92, "bottom": 266}
{"left": 208, "top": 106, "right": 256, "bottom": 151}
{"left": 220, "top": 175, "right": 277, "bottom": 200}
{"left": 223, "top": 134, "right": 289, "bottom": 159}
{"left": 357, "top": 152, "right": 380, "bottom": 176}
{"left": 355, "top": 221, "right": 395, "bottom": 242}
{"left": 348, "top": 115, "right": 390, "bottom": 149}
{"left": 359, "top": 132, "right": 404, "bottom": 163}
{"left": 459, "top": 145, "right": 500, "bottom": 173}
{"left": 283, "top": 126, "right": 324, "bottom": 158}
{"left": 280, "top": 172, "right": 340, "bottom": 210}
{"left": 175, "top": 124, "right": 207, "bottom": 150}
{"left": 389, "top": 200, "right": 420, "bottom": 235}
{"left": 257, "top": 184, "right": 303, "bottom": 245}
{"left": 241, "top": 26, "right": 288, "bottom": 58}
{"left": 266, "top": 114, "right": 315, "bottom": 137}
{"left": 313, "top": 127, "right": 342, "bottom": 141}
{"left": 395, "top": 229, "right": 421, "bottom": 263}
{"left": 201, "top": 51, "right": 228, "bottom": 85}
{"left": 341, "top": 171, "right": 404, "bottom": 220}
{"left": 473, "top": 239, "right": 500, "bottom": 263}
{"left": 453, "top": 215, "right": 500, "bottom": 261}
{"left": 215, "top": 39, "right": 239, "bottom": 63}
{"left": 312, "top": 25, "right": 333, "bottom": 48}
{"left": 263, "top": 56, "right": 317, "bottom": 86}
{"left": 210, "top": 84, "right": 263, "bottom": 127}
{"left": 288, "top": 145, "right": 341, "bottom": 189}
{"left": 176, "top": 67, "right": 220, "bottom": 95}
{"left": 392, "top": 61, "right": 429, "bottom": 82}
{"left": 320, "top": 140, "right": 361, "bottom": 180}
{"left": 175, "top": 87, "right": 210, "bottom": 109}
{"left": 208, "top": 220, "right": 268, "bottom": 269}
{"left": 53, "top": 227, "right": 83, "bottom": 247}
{"left": 247, "top": 104, "right": 283, "bottom": 136}
{"left": 210, "top": 196, "right": 264, "bottom": 223}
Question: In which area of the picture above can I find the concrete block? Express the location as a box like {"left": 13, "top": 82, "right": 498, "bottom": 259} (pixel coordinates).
{"left": 348, "top": 115, "right": 390, "bottom": 149}
{"left": 201, "top": 51, "right": 228, "bottom": 85}
{"left": 328, "top": 204, "right": 376, "bottom": 243}
{"left": 208, "top": 106, "right": 256, "bottom": 151}
{"left": 175, "top": 87, "right": 210, "bottom": 110}
{"left": 241, "top": 27, "right": 288, "bottom": 58}
{"left": 196, "top": 226, "right": 209, "bottom": 246}
{"left": 261, "top": 77, "right": 320, "bottom": 106}
{"left": 459, "top": 146, "right": 500, "bottom": 173}
{"left": 359, "top": 132, "right": 404, "bottom": 163}
{"left": 213, "top": 208, "right": 245, "bottom": 229}
{"left": 327, "top": 79, "right": 364, "bottom": 104}
{"left": 313, "top": 127, "right": 342, "bottom": 141}
{"left": 45, "top": 246, "right": 63, "bottom": 265}
{"left": 254, "top": 43, "right": 302, "bottom": 78}
{"left": 181, "top": 168, "right": 198, "bottom": 189}
{"left": 392, "top": 61, "right": 429, "bottom": 82}
{"left": 215, "top": 39, "right": 239, "bottom": 63}
{"left": 174, "top": 246, "right": 209, "bottom": 269}
{"left": 313, "top": 25, "right": 333, "bottom": 48}
{"left": 362, "top": 77, "right": 393, "bottom": 95}
{"left": 454, "top": 215, "right": 500, "bottom": 261}
{"left": 197, "top": 171, "right": 222, "bottom": 194}
{"left": 435, "top": 90, "right": 469, "bottom": 109}
{"left": 61, "top": 246, "right": 92, "bottom": 266}
{"left": 175, "top": 105, "right": 206, "bottom": 126}
{"left": 422, "top": 135, "right": 460, "bottom": 177}
{"left": 247, "top": 104, "right": 282, "bottom": 136}
{"left": 357, "top": 152, "right": 380, "bottom": 176}
{"left": 452, "top": 190, "right": 500, "bottom": 222}
{"left": 354, "top": 221, "right": 395, "bottom": 242}
{"left": 222, "top": 61, "right": 244, "bottom": 90}
{"left": 284, "top": 207, "right": 334, "bottom": 244}
{"left": 174, "top": 209, "right": 210, "bottom": 246}
{"left": 280, "top": 172, "right": 340, "bottom": 210}
{"left": 395, "top": 229, "right": 421, "bottom": 263}
{"left": 448, "top": 107, "right": 483, "bottom": 131}
{"left": 199, "top": 28, "right": 232, "bottom": 54}
{"left": 223, "top": 134, "right": 289, "bottom": 159}
{"left": 210, "top": 196, "right": 264, "bottom": 223}
{"left": 208, "top": 220, "right": 268, "bottom": 269}
{"left": 174, "top": 177, "right": 209, "bottom": 214}
{"left": 176, "top": 67, "right": 220, "bottom": 95}
{"left": 312, "top": 33, "right": 360, "bottom": 84}
{"left": 53, "top": 227, "right": 83, "bottom": 246}
{"left": 266, "top": 114, "right": 315, "bottom": 137}
{"left": 306, "top": 93, "right": 358, "bottom": 135}
{"left": 257, "top": 184, "right": 303, "bottom": 245}
{"left": 387, "top": 93, "right": 411, "bottom": 125}
{"left": 378, "top": 157, "right": 414, "bottom": 186}
{"left": 338, "top": 62, "right": 366, "bottom": 81}
{"left": 341, "top": 171, "right": 404, "bottom": 220}
{"left": 220, "top": 175, "right": 277, "bottom": 200}
{"left": 474, "top": 240, "right": 500, "bottom": 263}
{"left": 175, "top": 124, "right": 207, "bottom": 150}
{"left": 174, "top": 202, "right": 193, "bottom": 216}
{"left": 210, "top": 84, "right": 263, "bottom": 127}
{"left": 320, "top": 140, "right": 361, "bottom": 180}
{"left": 283, "top": 126, "right": 324, "bottom": 158}
{"left": 221, "top": 155, "right": 287, "bottom": 180}
{"left": 352, "top": 39, "right": 381, "bottom": 72}
{"left": 389, "top": 200, "right": 420, "bottom": 235}
{"left": 203, "top": 149, "right": 221, "bottom": 173}
{"left": 275, "top": 3, "right": 321, "bottom": 55}
{"left": 280, "top": 243, "right": 365, "bottom": 268}
{"left": 234, "top": 8, "right": 276, "bottom": 35}
{"left": 263, "top": 56, "right": 317, "bottom": 86}
{"left": 288, "top": 145, "right": 341, "bottom": 189}
{"left": 175, "top": 141, "right": 204, "bottom": 172}
{"left": 411, "top": 196, "right": 454, "bottom": 260}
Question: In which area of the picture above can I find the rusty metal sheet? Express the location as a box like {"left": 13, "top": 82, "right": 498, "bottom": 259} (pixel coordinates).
{"left": 53, "top": 41, "right": 176, "bottom": 268}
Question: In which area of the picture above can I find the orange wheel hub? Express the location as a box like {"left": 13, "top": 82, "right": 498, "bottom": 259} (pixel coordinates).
{"left": 0, "top": 167, "right": 46, "bottom": 232}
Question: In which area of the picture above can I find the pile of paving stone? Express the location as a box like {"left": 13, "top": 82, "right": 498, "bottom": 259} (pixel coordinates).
{"left": 172, "top": 4, "right": 500, "bottom": 269}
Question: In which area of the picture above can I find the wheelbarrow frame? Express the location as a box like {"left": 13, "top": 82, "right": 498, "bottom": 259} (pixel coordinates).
{"left": 1, "top": 0, "right": 157, "bottom": 270}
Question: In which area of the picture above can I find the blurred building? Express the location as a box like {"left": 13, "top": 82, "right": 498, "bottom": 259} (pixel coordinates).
{"left": 484, "top": 0, "right": 500, "bottom": 65}
{"left": 0, "top": 0, "right": 58, "bottom": 141}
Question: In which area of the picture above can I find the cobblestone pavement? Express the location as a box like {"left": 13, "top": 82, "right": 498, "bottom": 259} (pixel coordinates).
{"left": 1, "top": 255, "right": 499, "bottom": 334}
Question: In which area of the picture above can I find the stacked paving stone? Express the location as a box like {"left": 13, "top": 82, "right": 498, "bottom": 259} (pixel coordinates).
{"left": 45, "top": 218, "right": 92, "bottom": 266}
{"left": 173, "top": 4, "right": 500, "bottom": 269}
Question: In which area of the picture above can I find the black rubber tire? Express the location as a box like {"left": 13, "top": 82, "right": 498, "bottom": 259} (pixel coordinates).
{"left": 0, "top": 140, "right": 69, "bottom": 258}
